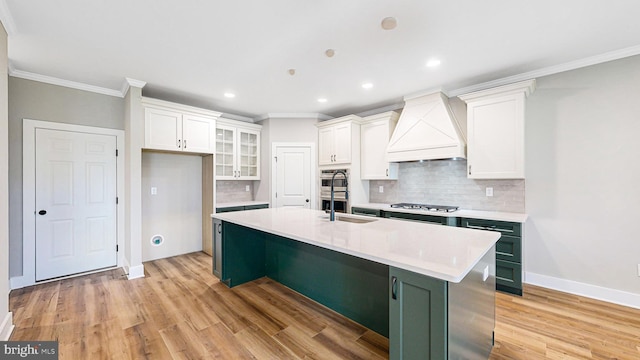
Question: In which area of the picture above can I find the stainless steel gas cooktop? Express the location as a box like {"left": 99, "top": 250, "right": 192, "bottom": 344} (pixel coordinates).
{"left": 390, "top": 203, "right": 459, "bottom": 213}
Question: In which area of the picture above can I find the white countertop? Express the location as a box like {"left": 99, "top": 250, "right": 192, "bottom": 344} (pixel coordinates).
{"left": 216, "top": 201, "right": 270, "bottom": 208}
{"left": 352, "top": 203, "right": 528, "bottom": 223}
{"left": 212, "top": 207, "right": 500, "bottom": 283}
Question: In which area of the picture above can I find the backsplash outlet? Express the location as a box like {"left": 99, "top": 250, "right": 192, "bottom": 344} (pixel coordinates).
{"left": 369, "top": 160, "right": 525, "bottom": 213}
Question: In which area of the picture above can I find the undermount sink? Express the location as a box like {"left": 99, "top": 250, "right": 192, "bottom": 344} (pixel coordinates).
{"left": 320, "top": 215, "right": 377, "bottom": 224}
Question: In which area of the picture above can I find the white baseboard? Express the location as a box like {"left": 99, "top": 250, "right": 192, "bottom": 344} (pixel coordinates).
{"left": 127, "top": 264, "right": 145, "bottom": 280}
{"left": 525, "top": 272, "right": 640, "bottom": 309}
{"left": 1, "top": 312, "right": 14, "bottom": 341}
{"left": 10, "top": 275, "right": 31, "bottom": 290}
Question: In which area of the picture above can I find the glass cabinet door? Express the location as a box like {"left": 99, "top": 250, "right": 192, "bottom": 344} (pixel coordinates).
{"left": 215, "top": 126, "right": 236, "bottom": 178}
{"left": 238, "top": 130, "right": 259, "bottom": 178}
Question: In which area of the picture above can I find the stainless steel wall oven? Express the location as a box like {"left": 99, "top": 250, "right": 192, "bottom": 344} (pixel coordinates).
{"left": 320, "top": 169, "right": 349, "bottom": 213}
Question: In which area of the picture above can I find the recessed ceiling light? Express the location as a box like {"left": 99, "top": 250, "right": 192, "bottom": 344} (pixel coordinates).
{"left": 381, "top": 17, "right": 397, "bottom": 30}
{"left": 317, "top": 98, "right": 328, "bottom": 103}
{"left": 426, "top": 59, "right": 441, "bottom": 68}
{"left": 288, "top": 69, "right": 296, "bottom": 75}
{"left": 325, "top": 49, "right": 336, "bottom": 58}
{"left": 224, "top": 92, "right": 235, "bottom": 98}
{"left": 362, "top": 82, "right": 373, "bottom": 89}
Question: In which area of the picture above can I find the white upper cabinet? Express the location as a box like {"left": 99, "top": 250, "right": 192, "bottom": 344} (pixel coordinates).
{"left": 317, "top": 115, "right": 361, "bottom": 166}
{"left": 216, "top": 118, "right": 261, "bottom": 180}
{"left": 459, "top": 79, "right": 535, "bottom": 179}
{"left": 361, "top": 111, "right": 400, "bottom": 180}
{"left": 142, "top": 97, "right": 220, "bottom": 154}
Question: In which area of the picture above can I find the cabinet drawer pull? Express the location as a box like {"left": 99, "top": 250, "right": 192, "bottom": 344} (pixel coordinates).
{"left": 391, "top": 276, "right": 398, "bottom": 300}
{"left": 466, "top": 224, "right": 514, "bottom": 233}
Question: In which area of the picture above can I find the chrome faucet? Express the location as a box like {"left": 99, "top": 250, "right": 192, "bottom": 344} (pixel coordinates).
{"left": 330, "top": 170, "right": 348, "bottom": 221}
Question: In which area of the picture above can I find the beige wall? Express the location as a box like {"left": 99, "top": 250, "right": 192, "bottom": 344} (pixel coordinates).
{"left": 8, "top": 77, "right": 124, "bottom": 277}
{"left": 0, "top": 23, "right": 11, "bottom": 339}
{"left": 254, "top": 117, "right": 319, "bottom": 202}
{"left": 525, "top": 55, "right": 640, "bottom": 297}
{"left": 141, "top": 152, "right": 202, "bottom": 261}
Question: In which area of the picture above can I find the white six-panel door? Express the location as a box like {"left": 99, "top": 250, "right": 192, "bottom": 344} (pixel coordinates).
{"left": 274, "top": 145, "right": 312, "bottom": 208}
{"left": 35, "top": 128, "right": 117, "bottom": 281}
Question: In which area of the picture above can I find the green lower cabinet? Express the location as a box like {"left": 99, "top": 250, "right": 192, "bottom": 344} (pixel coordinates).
{"left": 351, "top": 207, "right": 382, "bottom": 217}
{"left": 460, "top": 218, "right": 523, "bottom": 296}
{"left": 496, "top": 260, "right": 523, "bottom": 295}
{"left": 216, "top": 205, "right": 245, "bottom": 213}
{"left": 382, "top": 211, "right": 450, "bottom": 226}
{"left": 389, "top": 266, "right": 447, "bottom": 360}
{"left": 221, "top": 222, "right": 266, "bottom": 287}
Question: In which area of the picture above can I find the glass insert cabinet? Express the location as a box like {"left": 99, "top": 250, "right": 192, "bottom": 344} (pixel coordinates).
{"left": 215, "top": 120, "right": 261, "bottom": 180}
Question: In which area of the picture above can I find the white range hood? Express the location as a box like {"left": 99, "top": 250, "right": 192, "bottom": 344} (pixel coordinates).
{"left": 386, "top": 92, "right": 466, "bottom": 162}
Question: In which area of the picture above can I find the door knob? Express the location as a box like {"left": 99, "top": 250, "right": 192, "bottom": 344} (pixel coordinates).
{"left": 38, "top": 210, "right": 47, "bottom": 215}
{"left": 305, "top": 199, "right": 310, "bottom": 203}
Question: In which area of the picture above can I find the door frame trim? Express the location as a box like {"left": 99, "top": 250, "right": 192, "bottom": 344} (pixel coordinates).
{"left": 271, "top": 142, "right": 316, "bottom": 209}
{"left": 19, "top": 119, "right": 125, "bottom": 288}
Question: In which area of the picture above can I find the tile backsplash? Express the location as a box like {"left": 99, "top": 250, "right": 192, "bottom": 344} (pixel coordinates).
{"left": 216, "top": 180, "right": 254, "bottom": 203}
{"left": 369, "top": 160, "right": 525, "bottom": 213}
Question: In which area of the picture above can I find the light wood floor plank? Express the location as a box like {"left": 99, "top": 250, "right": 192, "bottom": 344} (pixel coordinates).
{"left": 9, "top": 251, "right": 640, "bottom": 359}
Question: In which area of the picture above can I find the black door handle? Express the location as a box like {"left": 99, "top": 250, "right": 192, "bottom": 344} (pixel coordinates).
{"left": 305, "top": 199, "right": 310, "bottom": 203}
{"left": 38, "top": 210, "right": 47, "bottom": 215}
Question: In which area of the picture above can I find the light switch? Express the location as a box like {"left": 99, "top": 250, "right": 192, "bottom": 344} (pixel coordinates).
{"left": 485, "top": 187, "right": 493, "bottom": 197}
{"left": 151, "top": 187, "right": 157, "bottom": 195}
{"left": 379, "top": 186, "right": 384, "bottom": 193}
{"left": 245, "top": 185, "right": 250, "bottom": 192}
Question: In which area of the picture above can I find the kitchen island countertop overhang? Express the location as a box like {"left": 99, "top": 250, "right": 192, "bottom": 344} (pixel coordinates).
{"left": 211, "top": 207, "right": 500, "bottom": 283}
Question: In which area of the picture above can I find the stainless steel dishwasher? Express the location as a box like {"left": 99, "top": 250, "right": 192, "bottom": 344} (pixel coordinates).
{"left": 212, "top": 218, "right": 222, "bottom": 278}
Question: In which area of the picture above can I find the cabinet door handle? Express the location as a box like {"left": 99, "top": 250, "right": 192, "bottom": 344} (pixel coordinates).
{"left": 217, "top": 223, "right": 222, "bottom": 234}
{"left": 391, "top": 276, "right": 398, "bottom": 300}
{"left": 466, "top": 224, "right": 514, "bottom": 233}
{"left": 184, "top": 139, "right": 187, "bottom": 149}
{"left": 386, "top": 169, "right": 389, "bottom": 177}
{"left": 177, "top": 139, "right": 181, "bottom": 148}
{"left": 468, "top": 165, "right": 471, "bottom": 175}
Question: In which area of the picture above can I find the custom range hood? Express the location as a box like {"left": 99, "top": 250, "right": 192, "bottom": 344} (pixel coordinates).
{"left": 386, "top": 92, "right": 466, "bottom": 162}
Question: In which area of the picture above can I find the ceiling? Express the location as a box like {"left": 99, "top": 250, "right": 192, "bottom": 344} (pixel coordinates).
{"left": 3, "top": 1, "right": 640, "bottom": 120}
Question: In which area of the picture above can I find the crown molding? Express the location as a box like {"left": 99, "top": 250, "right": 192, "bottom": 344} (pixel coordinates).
{"left": 121, "top": 77, "right": 147, "bottom": 96}
{"left": 9, "top": 68, "right": 124, "bottom": 97}
{"left": 219, "top": 113, "right": 255, "bottom": 123}
{"left": 355, "top": 102, "right": 404, "bottom": 118}
{"left": 255, "top": 113, "right": 333, "bottom": 122}
{"left": 0, "top": 0, "right": 17, "bottom": 36}
{"left": 449, "top": 44, "right": 640, "bottom": 98}
{"left": 458, "top": 79, "right": 536, "bottom": 102}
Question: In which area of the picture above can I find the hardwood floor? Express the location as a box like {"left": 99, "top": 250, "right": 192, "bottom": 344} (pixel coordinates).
{"left": 9, "top": 252, "right": 640, "bottom": 359}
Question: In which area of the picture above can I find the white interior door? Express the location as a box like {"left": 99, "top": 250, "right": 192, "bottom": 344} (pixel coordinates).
{"left": 35, "top": 128, "right": 117, "bottom": 281}
{"left": 274, "top": 145, "right": 312, "bottom": 208}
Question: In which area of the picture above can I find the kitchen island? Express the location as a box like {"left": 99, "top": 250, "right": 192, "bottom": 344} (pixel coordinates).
{"left": 212, "top": 207, "right": 500, "bottom": 359}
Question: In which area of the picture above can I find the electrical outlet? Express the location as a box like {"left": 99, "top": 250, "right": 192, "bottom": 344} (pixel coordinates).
{"left": 151, "top": 187, "right": 157, "bottom": 195}
{"left": 486, "top": 187, "right": 493, "bottom": 197}
{"left": 379, "top": 186, "right": 384, "bottom": 193}
{"left": 245, "top": 185, "right": 250, "bottom": 192}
